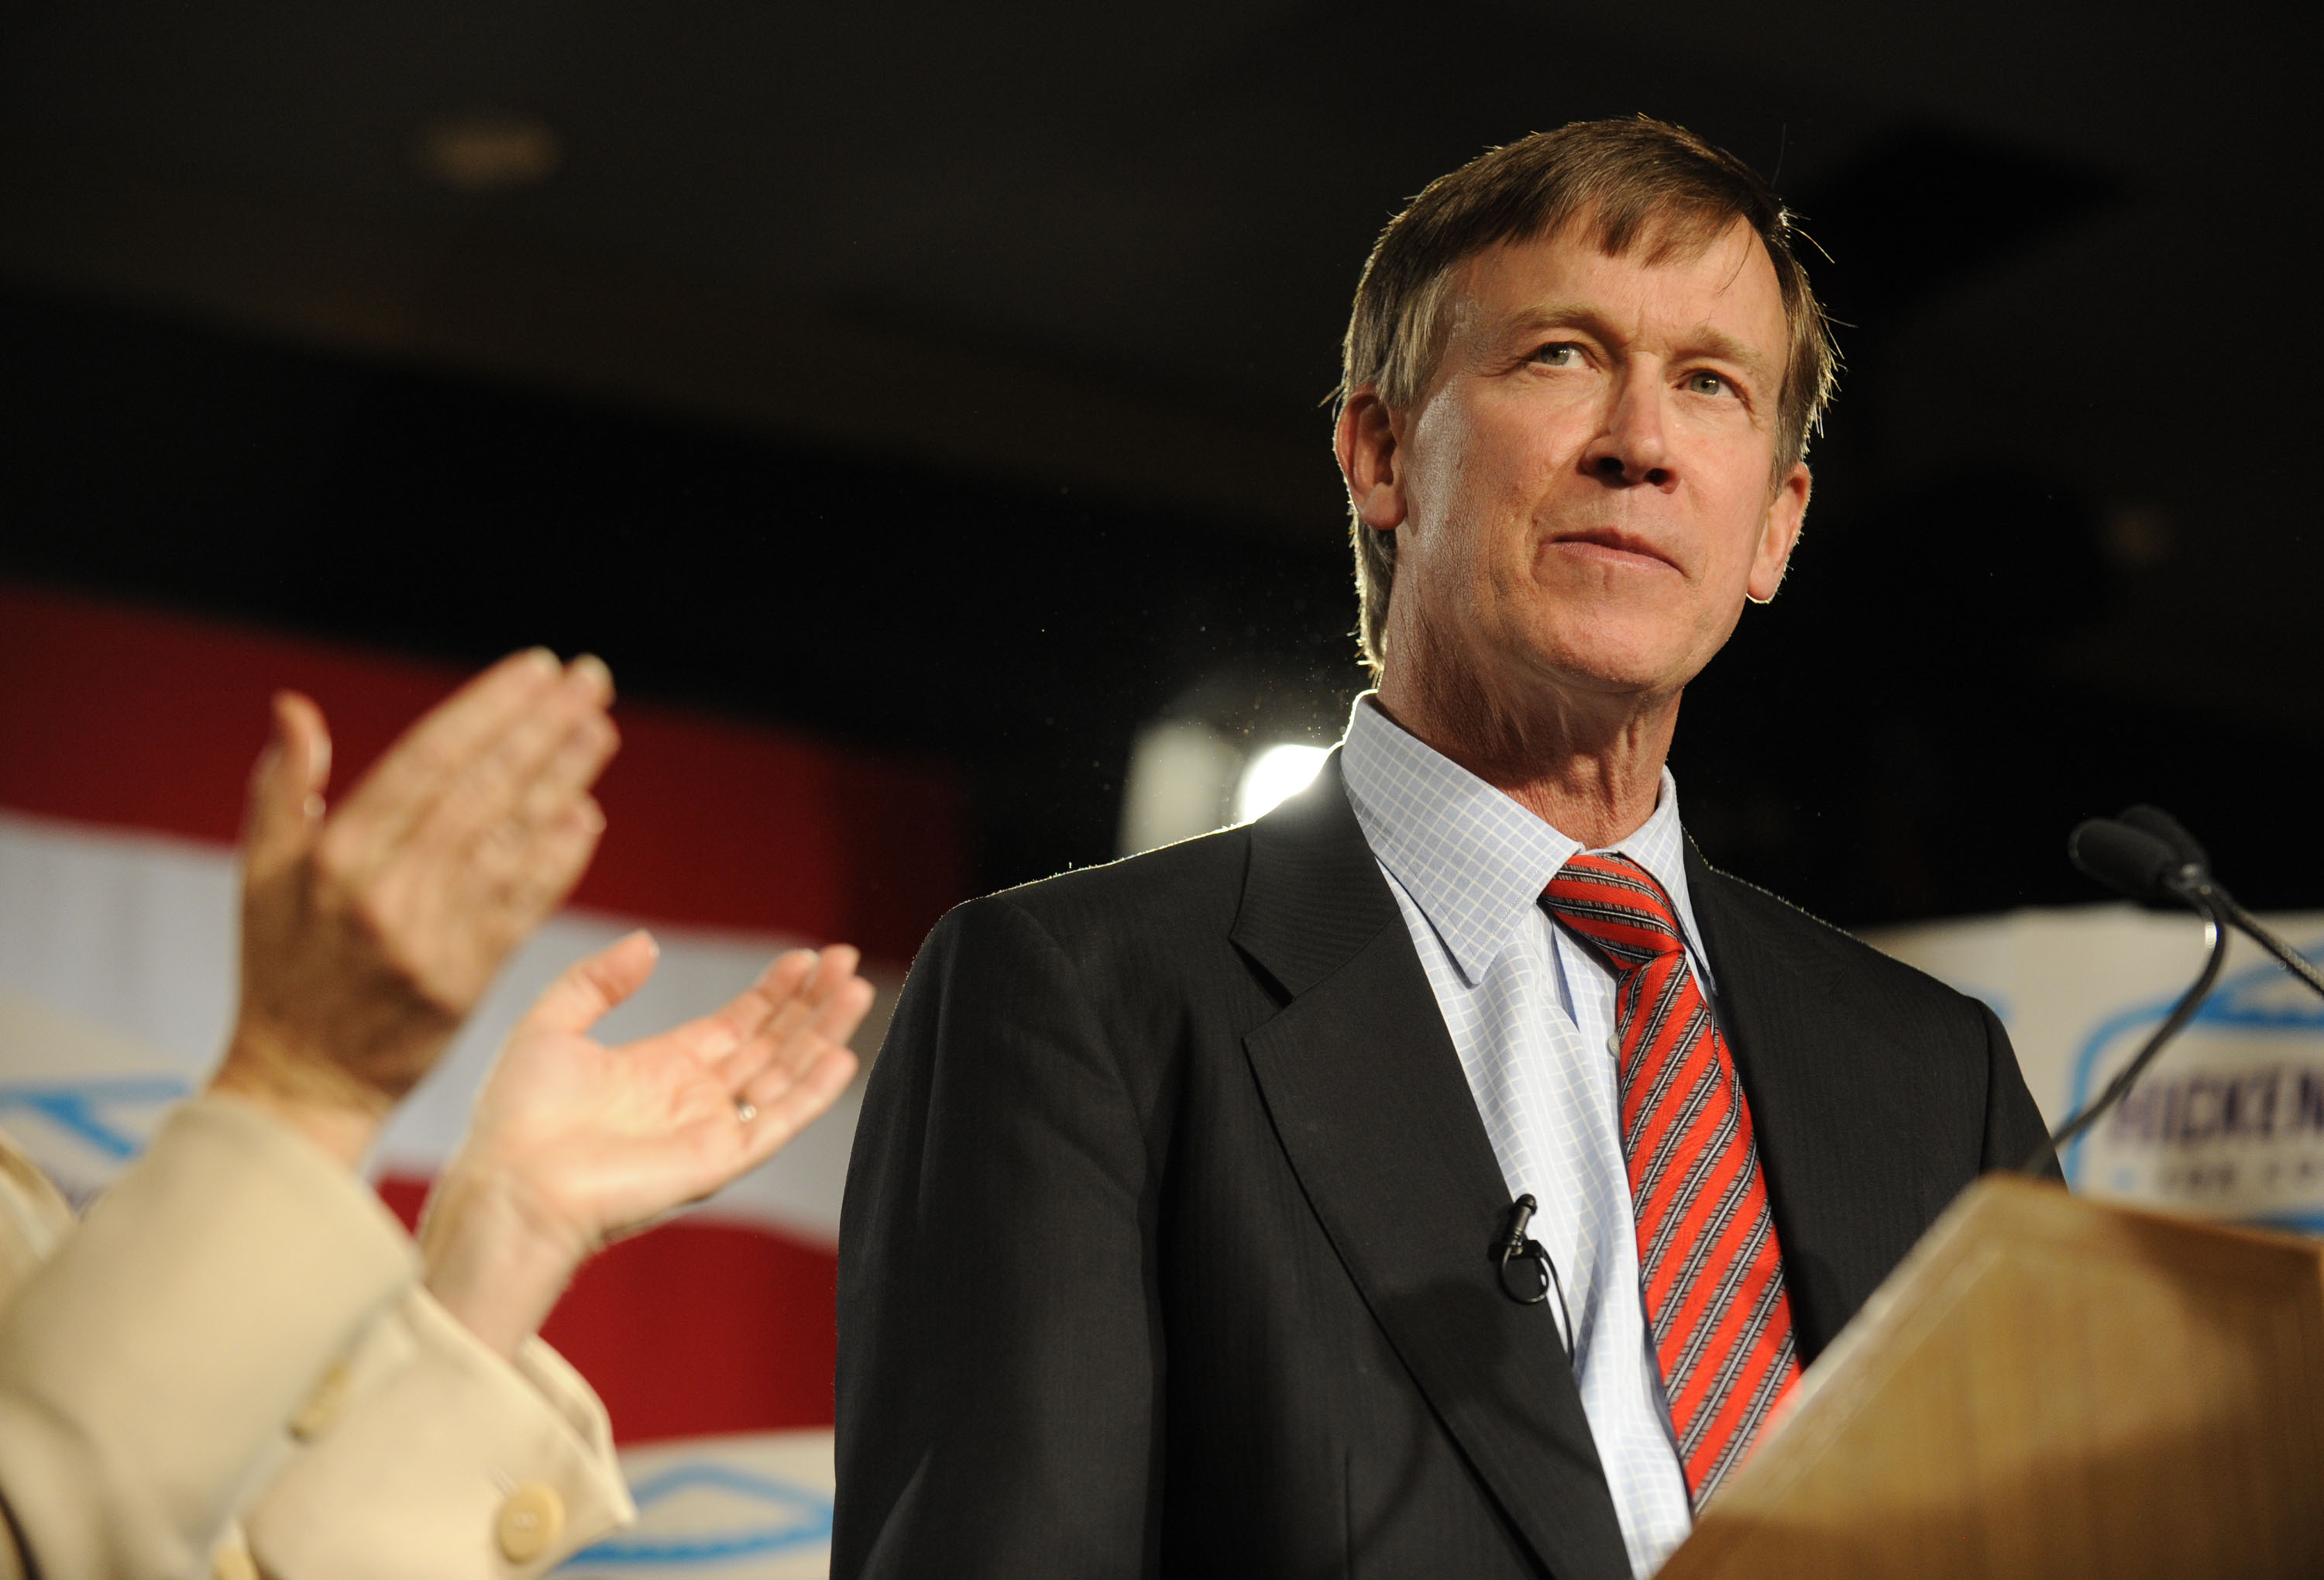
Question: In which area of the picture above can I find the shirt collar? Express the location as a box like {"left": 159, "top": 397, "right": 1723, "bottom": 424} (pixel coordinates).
{"left": 1338, "top": 694, "right": 1705, "bottom": 988}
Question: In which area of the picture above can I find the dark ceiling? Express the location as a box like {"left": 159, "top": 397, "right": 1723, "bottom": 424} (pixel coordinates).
{"left": 0, "top": 0, "right": 2317, "bottom": 921}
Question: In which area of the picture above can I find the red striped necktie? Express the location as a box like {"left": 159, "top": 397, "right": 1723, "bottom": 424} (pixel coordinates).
{"left": 1540, "top": 852, "right": 1800, "bottom": 1506}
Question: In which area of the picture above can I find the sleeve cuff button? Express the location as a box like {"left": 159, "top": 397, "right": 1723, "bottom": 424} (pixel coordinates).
{"left": 496, "top": 1482, "right": 567, "bottom": 1563}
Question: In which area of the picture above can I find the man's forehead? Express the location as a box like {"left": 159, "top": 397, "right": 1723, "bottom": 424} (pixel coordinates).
{"left": 1454, "top": 216, "right": 1783, "bottom": 347}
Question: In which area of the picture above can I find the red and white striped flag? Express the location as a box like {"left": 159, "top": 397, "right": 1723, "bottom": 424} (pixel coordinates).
{"left": 0, "top": 580, "right": 961, "bottom": 1444}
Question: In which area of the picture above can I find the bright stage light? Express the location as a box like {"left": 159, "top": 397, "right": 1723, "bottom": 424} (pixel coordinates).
{"left": 1235, "top": 743, "right": 1329, "bottom": 824}
{"left": 1119, "top": 717, "right": 1338, "bottom": 859}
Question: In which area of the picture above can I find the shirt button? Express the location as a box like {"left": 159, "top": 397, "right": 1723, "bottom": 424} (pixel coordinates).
{"left": 497, "top": 1482, "right": 567, "bottom": 1563}
{"left": 1607, "top": 1034, "right": 1622, "bottom": 1058}
{"left": 288, "top": 1359, "right": 351, "bottom": 1441}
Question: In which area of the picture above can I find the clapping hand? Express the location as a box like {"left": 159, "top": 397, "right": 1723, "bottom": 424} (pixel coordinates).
{"left": 419, "top": 931, "right": 873, "bottom": 1357}
{"left": 211, "top": 650, "right": 617, "bottom": 1165}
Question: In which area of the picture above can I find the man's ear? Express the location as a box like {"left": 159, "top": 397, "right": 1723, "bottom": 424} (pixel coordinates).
{"left": 1336, "top": 384, "right": 1408, "bottom": 533}
{"left": 1746, "top": 461, "right": 1810, "bottom": 604}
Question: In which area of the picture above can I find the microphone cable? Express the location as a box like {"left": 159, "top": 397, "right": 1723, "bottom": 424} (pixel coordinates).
{"left": 2032, "top": 894, "right": 2226, "bottom": 1172}
{"left": 2024, "top": 816, "right": 2234, "bottom": 1173}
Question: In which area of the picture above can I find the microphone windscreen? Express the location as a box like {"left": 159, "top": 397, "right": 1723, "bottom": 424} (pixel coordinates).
{"left": 2119, "top": 805, "right": 2209, "bottom": 875}
{"left": 2069, "top": 818, "right": 2181, "bottom": 902}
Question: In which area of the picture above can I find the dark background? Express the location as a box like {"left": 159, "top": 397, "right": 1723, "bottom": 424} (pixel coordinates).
{"left": 1, "top": 1, "right": 2317, "bottom": 926}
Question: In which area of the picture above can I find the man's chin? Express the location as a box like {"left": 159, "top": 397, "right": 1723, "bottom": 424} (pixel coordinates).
{"left": 1514, "top": 623, "right": 1708, "bottom": 701}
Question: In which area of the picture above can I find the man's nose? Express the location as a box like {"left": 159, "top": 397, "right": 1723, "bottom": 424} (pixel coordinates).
{"left": 1580, "top": 373, "right": 1674, "bottom": 487}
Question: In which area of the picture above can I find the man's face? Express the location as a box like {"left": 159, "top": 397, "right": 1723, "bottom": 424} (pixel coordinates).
{"left": 1354, "top": 217, "right": 1809, "bottom": 713}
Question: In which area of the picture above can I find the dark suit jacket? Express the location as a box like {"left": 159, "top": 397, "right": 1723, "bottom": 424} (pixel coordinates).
{"left": 834, "top": 756, "right": 2051, "bottom": 1580}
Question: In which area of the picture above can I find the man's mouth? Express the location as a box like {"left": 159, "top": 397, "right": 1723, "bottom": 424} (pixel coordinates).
{"left": 1547, "top": 527, "right": 1681, "bottom": 573}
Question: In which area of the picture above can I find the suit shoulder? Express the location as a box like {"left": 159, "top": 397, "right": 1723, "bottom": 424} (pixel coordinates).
{"left": 1700, "top": 862, "right": 1989, "bottom": 1028}
{"left": 940, "top": 824, "right": 1253, "bottom": 955}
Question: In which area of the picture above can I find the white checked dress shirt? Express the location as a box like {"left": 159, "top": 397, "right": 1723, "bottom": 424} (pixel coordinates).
{"left": 1338, "top": 695, "right": 1707, "bottom": 1578}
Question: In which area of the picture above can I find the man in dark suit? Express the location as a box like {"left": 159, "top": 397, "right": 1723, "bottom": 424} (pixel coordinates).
{"left": 834, "top": 118, "right": 2051, "bottom": 1579}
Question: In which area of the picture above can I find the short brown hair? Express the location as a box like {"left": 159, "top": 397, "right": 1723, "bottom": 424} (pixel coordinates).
{"left": 1339, "top": 116, "right": 1838, "bottom": 674}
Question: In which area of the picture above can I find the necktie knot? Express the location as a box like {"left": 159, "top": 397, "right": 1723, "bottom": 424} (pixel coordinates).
{"left": 1541, "top": 852, "right": 1685, "bottom": 971}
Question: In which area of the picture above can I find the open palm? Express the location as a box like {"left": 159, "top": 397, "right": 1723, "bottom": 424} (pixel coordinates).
{"left": 457, "top": 931, "right": 873, "bottom": 1255}
{"left": 424, "top": 931, "right": 872, "bottom": 1355}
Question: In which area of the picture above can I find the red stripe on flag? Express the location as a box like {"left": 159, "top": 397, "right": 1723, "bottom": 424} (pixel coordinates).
{"left": 0, "top": 580, "right": 962, "bottom": 958}
{"left": 377, "top": 1176, "right": 840, "bottom": 1444}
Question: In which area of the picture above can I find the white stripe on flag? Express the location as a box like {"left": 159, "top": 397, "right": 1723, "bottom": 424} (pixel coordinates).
{"left": 0, "top": 807, "right": 886, "bottom": 1243}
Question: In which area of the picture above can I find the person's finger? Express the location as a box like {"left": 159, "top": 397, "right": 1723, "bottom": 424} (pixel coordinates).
{"left": 241, "top": 691, "right": 332, "bottom": 886}
{"left": 795, "top": 945, "right": 871, "bottom": 1036}
{"left": 741, "top": 948, "right": 827, "bottom": 1031}
{"left": 412, "top": 658, "right": 613, "bottom": 873}
{"left": 799, "top": 942, "right": 860, "bottom": 997}
{"left": 517, "top": 928, "right": 658, "bottom": 1039}
{"left": 740, "top": 944, "right": 861, "bottom": 1053}
{"left": 685, "top": 952, "right": 816, "bottom": 1068}
{"left": 755, "top": 949, "right": 822, "bottom": 1007}
{"left": 734, "top": 1045, "right": 860, "bottom": 1165}
{"left": 382, "top": 783, "right": 607, "bottom": 1015}
{"left": 507, "top": 709, "right": 621, "bottom": 844}
{"left": 709, "top": 950, "right": 844, "bottom": 1086}
{"left": 789, "top": 947, "right": 875, "bottom": 1054}
{"left": 484, "top": 794, "right": 610, "bottom": 953}
{"left": 816, "top": 971, "right": 878, "bottom": 1049}
{"left": 620, "top": 959, "right": 799, "bottom": 1086}
{"left": 721, "top": 968, "right": 874, "bottom": 1101}
{"left": 326, "top": 649, "right": 566, "bottom": 878}
{"left": 436, "top": 704, "right": 615, "bottom": 932}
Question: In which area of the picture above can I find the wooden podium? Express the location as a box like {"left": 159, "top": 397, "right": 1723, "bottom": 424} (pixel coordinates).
{"left": 1659, "top": 1176, "right": 2324, "bottom": 1578}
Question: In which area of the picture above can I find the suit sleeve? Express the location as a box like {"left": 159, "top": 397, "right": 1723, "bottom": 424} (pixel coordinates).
{"left": 834, "top": 897, "right": 1162, "bottom": 1580}
{"left": 1975, "top": 1000, "right": 2060, "bottom": 1179}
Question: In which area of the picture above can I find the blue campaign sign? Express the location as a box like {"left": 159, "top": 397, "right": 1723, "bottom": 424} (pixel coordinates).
{"left": 562, "top": 1462, "right": 832, "bottom": 1569}
{"left": 557, "top": 1433, "right": 839, "bottom": 1578}
{"left": 2063, "top": 936, "right": 2324, "bottom": 1231}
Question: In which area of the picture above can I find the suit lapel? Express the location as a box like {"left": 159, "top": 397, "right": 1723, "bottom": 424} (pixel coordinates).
{"left": 1230, "top": 758, "right": 1631, "bottom": 1580}
{"left": 1682, "top": 842, "right": 1944, "bottom": 1361}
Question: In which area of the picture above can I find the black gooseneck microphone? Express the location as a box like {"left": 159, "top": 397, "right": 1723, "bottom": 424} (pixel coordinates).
{"left": 2033, "top": 806, "right": 2324, "bottom": 1172}
{"left": 2116, "top": 804, "right": 2324, "bottom": 1003}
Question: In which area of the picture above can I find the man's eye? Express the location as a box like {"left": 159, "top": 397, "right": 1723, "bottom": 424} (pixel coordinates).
{"left": 1532, "top": 343, "right": 1583, "bottom": 368}
{"left": 1686, "top": 370, "right": 1732, "bottom": 396}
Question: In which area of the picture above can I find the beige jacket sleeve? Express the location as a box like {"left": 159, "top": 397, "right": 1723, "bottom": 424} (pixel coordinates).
{"left": 0, "top": 1097, "right": 633, "bottom": 1580}
{"left": 239, "top": 1283, "right": 634, "bottom": 1578}
{"left": 0, "top": 1096, "right": 414, "bottom": 1578}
